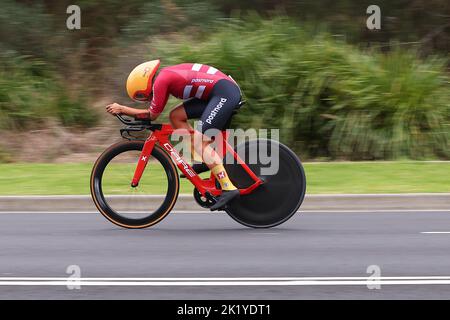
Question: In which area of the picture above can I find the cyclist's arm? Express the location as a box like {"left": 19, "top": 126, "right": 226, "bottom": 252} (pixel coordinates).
{"left": 120, "top": 105, "right": 159, "bottom": 120}
{"left": 106, "top": 103, "right": 158, "bottom": 120}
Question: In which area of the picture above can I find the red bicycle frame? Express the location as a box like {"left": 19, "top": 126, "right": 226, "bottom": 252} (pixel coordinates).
{"left": 130, "top": 124, "right": 263, "bottom": 197}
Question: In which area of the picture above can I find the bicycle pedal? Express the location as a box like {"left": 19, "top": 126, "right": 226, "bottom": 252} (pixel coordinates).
{"left": 209, "top": 190, "right": 239, "bottom": 211}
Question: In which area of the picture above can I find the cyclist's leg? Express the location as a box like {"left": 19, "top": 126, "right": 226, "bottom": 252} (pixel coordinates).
{"left": 168, "top": 102, "right": 189, "bottom": 130}
{"left": 170, "top": 99, "right": 209, "bottom": 174}
{"left": 169, "top": 98, "right": 205, "bottom": 133}
{"left": 193, "top": 79, "right": 241, "bottom": 209}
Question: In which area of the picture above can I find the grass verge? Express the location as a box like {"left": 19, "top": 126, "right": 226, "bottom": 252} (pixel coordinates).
{"left": 0, "top": 162, "right": 448, "bottom": 195}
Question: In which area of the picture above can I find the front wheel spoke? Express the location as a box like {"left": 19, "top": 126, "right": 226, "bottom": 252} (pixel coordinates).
{"left": 92, "top": 141, "right": 179, "bottom": 228}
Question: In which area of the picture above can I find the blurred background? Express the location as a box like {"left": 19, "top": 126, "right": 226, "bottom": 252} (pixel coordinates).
{"left": 1, "top": 0, "right": 449, "bottom": 161}
{"left": 0, "top": 0, "right": 449, "bottom": 195}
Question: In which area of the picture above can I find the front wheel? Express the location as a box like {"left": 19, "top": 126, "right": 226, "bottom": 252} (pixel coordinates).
{"left": 224, "top": 139, "right": 306, "bottom": 228}
{"left": 90, "top": 140, "right": 179, "bottom": 229}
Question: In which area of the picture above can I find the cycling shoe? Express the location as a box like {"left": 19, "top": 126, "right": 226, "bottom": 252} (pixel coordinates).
{"left": 210, "top": 189, "right": 240, "bottom": 211}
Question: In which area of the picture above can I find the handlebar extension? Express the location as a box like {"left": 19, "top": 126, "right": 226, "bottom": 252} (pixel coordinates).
{"left": 115, "top": 114, "right": 151, "bottom": 127}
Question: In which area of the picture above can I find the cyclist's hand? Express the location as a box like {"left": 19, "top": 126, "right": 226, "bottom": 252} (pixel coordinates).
{"left": 106, "top": 103, "right": 123, "bottom": 115}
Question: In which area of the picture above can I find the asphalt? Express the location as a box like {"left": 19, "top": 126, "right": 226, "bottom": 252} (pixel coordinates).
{"left": 0, "top": 210, "right": 450, "bottom": 299}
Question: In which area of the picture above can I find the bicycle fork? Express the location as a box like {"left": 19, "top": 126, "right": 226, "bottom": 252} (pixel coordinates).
{"left": 131, "top": 135, "right": 157, "bottom": 187}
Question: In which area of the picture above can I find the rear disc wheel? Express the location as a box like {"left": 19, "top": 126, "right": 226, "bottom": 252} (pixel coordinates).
{"left": 224, "top": 139, "right": 306, "bottom": 228}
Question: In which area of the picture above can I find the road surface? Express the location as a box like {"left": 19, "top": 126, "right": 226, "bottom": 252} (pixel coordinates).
{"left": 0, "top": 210, "right": 449, "bottom": 299}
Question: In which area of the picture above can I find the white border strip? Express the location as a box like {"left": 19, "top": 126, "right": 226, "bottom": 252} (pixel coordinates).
{"left": 2, "top": 276, "right": 450, "bottom": 281}
{"left": 1, "top": 276, "right": 450, "bottom": 286}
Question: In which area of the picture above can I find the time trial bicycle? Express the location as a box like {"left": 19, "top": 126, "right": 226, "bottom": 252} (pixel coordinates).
{"left": 90, "top": 102, "right": 306, "bottom": 228}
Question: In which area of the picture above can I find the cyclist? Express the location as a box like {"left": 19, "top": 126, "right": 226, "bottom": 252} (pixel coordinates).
{"left": 106, "top": 60, "right": 241, "bottom": 210}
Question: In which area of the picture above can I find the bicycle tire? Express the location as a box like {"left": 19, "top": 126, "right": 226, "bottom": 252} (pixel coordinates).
{"left": 224, "top": 139, "right": 306, "bottom": 228}
{"left": 90, "top": 140, "right": 179, "bottom": 229}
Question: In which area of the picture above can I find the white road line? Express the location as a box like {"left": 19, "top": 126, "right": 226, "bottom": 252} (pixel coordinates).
{"left": 2, "top": 276, "right": 450, "bottom": 280}
{"left": 421, "top": 232, "right": 450, "bottom": 234}
{"left": 3, "top": 281, "right": 450, "bottom": 286}
{"left": 1, "top": 277, "right": 450, "bottom": 286}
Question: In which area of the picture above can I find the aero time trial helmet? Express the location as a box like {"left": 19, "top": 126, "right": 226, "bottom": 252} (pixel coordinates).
{"left": 126, "top": 60, "right": 161, "bottom": 101}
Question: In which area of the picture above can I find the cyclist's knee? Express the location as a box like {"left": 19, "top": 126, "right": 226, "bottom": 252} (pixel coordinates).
{"left": 169, "top": 105, "right": 187, "bottom": 127}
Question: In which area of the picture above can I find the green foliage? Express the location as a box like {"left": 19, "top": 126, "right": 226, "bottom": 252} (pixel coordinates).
{"left": 0, "top": 52, "right": 98, "bottom": 129}
{"left": 0, "top": 0, "right": 449, "bottom": 160}
{"left": 155, "top": 17, "right": 450, "bottom": 159}
{"left": 327, "top": 49, "right": 450, "bottom": 159}
{"left": 55, "top": 95, "right": 98, "bottom": 127}
{"left": 0, "top": 0, "right": 53, "bottom": 60}
{"left": 121, "top": 0, "right": 222, "bottom": 41}
{"left": 0, "top": 52, "right": 53, "bottom": 129}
